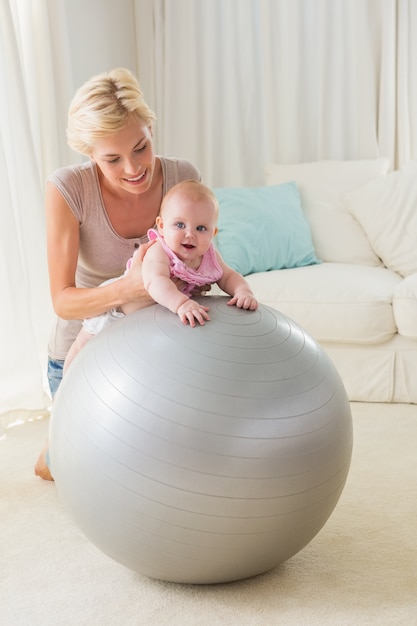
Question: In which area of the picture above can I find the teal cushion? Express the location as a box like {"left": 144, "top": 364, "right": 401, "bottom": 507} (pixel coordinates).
{"left": 213, "top": 182, "right": 320, "bottom": 276}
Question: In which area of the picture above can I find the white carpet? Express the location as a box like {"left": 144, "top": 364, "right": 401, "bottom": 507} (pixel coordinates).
{"left": 1, "top": 402, "right": 416, "bottom": 626}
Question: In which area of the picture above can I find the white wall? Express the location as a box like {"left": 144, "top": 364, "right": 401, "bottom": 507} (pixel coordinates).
{"left": 63, "top": 0, "right": 138, "bottom": 91}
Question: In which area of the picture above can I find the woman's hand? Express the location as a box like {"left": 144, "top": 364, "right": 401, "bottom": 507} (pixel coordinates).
{"left": 121, "top": 241, "right": 156, "bottom": 309}
{"left": 191, "top": 283, "right": 212, "bottom": 296}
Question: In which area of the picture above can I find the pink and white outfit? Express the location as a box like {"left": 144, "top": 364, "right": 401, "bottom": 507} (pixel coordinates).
{"left": 146, "top": 228, "right": 223, "bottom": 295}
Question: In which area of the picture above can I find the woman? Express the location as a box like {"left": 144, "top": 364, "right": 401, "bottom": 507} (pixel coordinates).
{"left": 35, "top": 68, "right": 200, "bottom": 480}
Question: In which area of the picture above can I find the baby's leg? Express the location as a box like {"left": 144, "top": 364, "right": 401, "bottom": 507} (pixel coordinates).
{"left": 64, "top": 328, "right": 94, "bottom": 374}
{"left": 120, "top": 300, "right": 152, "bottom": 315}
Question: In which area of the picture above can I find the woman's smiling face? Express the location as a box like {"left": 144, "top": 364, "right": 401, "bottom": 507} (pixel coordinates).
{"left": 90, "top": 115, "right": 156, "bottom": 195}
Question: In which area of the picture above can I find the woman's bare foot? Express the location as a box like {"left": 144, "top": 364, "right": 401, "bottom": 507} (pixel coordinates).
{"left": 34, "top": 440, "right": 54, "bottom": 481}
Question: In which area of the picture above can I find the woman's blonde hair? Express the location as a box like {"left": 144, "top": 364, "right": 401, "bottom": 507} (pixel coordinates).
{"left": 66, "top": 68, "right": 156, "bottom": 155}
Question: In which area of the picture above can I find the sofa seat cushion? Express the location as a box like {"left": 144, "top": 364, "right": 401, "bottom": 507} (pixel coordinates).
{"left": 393, "top": 273, "right": 417, "bottom": 339}
{"left": 242, "top": 263, "right": 401, "bottom": 344}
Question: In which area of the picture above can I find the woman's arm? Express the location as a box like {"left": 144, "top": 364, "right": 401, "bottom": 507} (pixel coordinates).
{"left": 46, "top": 183, "right": 153, "bottom": 320}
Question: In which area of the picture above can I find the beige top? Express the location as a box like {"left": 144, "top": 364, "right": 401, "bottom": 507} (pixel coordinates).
{"left": 47, "top": 157, "right": 200, "bottom": 360}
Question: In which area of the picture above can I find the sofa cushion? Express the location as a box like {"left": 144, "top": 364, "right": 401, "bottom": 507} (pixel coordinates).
{"left": 213, "top": 182, "right": 320, "bottom": 276}
{"left": 265, "top": 158, "right": 390, "bottom": 265}
{"left": 345, "top": 160, "right": 417, "bottom": 277}
{"left": 240, "top": 263, "right": 401, "bottom": 344}
{"left": 393, "top": 273, "right": 417, "bottom": 338}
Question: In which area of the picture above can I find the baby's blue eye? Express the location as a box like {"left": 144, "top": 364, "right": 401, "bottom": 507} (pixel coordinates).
{"left": 175, "top": 222, "right": 185, "bottom": 229}
{"left": 196, "top": 225, "right": 207, "bottom": 232}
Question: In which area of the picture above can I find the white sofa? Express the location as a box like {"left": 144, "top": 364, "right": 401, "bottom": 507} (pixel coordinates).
{"left": 213, "top": 158, "right": 417, "bottom": 404}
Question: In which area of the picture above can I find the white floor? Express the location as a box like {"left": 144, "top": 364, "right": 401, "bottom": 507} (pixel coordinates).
{"left": 1, "top": 402, "right": 417, "bottom": 626}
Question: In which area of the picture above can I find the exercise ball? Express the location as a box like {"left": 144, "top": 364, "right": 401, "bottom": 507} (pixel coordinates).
{"left": 49, "top": 296, "right": 352, "bottom": 584}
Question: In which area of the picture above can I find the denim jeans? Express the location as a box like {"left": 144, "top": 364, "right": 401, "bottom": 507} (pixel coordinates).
{"left": 47, "top": 358, "right": 65, "bottom": 399}
{"left": 46, "top": 358, "right": 65, "bottom": 469}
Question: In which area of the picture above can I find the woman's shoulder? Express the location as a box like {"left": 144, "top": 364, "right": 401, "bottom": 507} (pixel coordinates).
{"left": 159, "top": 156, "right": 201, "bottom": 190}
{"left": 48, "top": 160, "right": 95, "bottom": 187}
{"left": 47, "top": 161, "right": 98, "bottom": 220}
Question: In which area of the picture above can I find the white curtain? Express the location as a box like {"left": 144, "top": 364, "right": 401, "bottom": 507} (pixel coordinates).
{"left": 1, "top": 0, "right": 417, "bottom": 424}
{"left": 135, "top": 0, "right": 417, "bottom": 187}
{"left": 0, "top": 0, "right": 73, "bottom": 428}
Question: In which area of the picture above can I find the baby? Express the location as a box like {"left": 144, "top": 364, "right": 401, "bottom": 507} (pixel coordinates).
{"left": 142, "top": 179, "right": 258, "bottom": 326}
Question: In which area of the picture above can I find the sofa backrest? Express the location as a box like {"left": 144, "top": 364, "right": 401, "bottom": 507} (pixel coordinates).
{"left": 265, "top": 158, "right": 390, "bottom": 266}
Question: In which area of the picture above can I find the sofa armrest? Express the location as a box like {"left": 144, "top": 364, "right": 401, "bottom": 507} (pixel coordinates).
{"left": 393, "top": 273, "right": 417, "bottom": 338}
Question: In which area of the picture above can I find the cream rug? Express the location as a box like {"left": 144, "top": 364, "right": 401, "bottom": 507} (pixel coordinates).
{"left": 1, "top": 402, "right": 416, "bottom": 626}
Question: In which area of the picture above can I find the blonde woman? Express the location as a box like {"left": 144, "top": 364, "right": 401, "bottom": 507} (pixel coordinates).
{"left": 35, "top": 68, "right": 200, "bottom": 480}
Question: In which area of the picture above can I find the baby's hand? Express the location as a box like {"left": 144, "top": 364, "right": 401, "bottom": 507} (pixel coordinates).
{"left": 177, "top": 300, "right": 211, "bottom": 327}
{"left": 227, "top": 292, "right": 258, "bottom": 310}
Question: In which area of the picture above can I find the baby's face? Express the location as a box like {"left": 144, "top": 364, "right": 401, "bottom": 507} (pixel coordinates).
{"left": 157, "top": 193, "right": 218, "bottom": 264}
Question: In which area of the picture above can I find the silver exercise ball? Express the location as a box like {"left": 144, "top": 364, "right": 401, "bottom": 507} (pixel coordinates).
{"left": 49, "top": 296, "right": 353, "bottom": 585}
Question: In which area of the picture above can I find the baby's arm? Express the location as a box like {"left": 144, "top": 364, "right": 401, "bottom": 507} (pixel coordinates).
{"left": 216, "top": 252, "right": 258, "bottom": 310}
{"left": 142, "top": 243, "right": 210, "bottom": 326}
